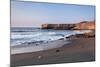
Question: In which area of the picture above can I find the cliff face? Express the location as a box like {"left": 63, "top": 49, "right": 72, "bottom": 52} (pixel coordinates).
{"left": 74, "top": 21, "right": 95, "bottom": 30}
{"left": 41, "top": 21, "right": 95, "bottom": 30}
{"left": 42, "top": 24, "right": 76, "bottom": 29}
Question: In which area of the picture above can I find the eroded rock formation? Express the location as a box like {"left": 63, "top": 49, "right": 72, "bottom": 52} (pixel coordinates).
{"left": 41, "top": 21, "right": 95, "bottom": 30}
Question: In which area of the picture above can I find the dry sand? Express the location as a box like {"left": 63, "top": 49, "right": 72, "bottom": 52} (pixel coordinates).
{"left": 11, "top": 38, "right": 95, "bottom": 67}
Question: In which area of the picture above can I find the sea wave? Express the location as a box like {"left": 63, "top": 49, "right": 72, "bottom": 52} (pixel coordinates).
{"left": 11, "top": 28, "right": 91, "bottom": 46}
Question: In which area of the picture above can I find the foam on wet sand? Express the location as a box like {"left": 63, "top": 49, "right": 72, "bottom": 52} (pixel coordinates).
{"left": 11, "top": 39, "right": 69, "bottom": 54}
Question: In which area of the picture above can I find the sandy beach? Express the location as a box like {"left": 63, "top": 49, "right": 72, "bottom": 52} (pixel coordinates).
{"left": 10, "top": 1, "right": 95, "bottom": 66}
{"left": 11, "top": 37, "right": 95, "bottom": 67}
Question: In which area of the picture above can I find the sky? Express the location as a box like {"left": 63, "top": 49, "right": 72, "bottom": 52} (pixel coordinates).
{"left": 11, "top": 0, "right": 95, "bottom": 27}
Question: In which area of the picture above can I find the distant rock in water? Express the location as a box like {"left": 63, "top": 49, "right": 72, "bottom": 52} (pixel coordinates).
{"left": 41, "top": 21, "right": 95, "bottom": 30}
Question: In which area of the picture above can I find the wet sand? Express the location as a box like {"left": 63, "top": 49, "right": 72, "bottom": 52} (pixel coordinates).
{"left": 11, "top": 39, "right": 69, "bottom": 54}
{"left": 11, "top": 38, "right": 95, "bottom": 67}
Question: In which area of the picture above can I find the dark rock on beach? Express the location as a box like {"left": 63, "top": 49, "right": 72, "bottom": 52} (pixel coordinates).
{"left": 66, "top": 30, "right": 95, "bottom": 39}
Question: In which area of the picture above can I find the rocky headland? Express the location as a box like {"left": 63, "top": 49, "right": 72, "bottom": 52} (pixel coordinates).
{"left": 41, "top": 21, "right": 95, "bottom": 30}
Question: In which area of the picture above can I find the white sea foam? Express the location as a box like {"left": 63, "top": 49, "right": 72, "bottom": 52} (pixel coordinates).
{"left": 11, "top": 39, "right": 69, "bottom": 54}
{"left": 11, "top": 33, "right": 42, "bottom": 39}
{"left": 11, "top": 29, "right": 91, "bottom": 46}
{"left": 48, "top": 32, "right": 56, "bottom": 35}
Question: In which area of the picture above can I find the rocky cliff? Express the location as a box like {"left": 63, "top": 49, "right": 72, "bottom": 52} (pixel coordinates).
{"left": 41, "top": 21, "right": 95, "bottom": 30}
{"left": 74, "top": 21, "right": 95, "bottom": 30}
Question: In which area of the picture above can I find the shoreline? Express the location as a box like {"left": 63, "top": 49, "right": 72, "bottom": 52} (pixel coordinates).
{"left": 11, "top": 37, "right": 95, "bottom": 67}
{"left": 11, "top": 39, "right": 69, "bottom": 54}
{"left": 11, "top": 30, "right": 93, "bottom": 54}
{"left": 11, "top": 31, "right": 95, "bottom": 67}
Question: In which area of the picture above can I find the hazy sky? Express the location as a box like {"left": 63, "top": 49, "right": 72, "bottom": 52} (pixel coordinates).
{"left": 11, "top": 1, "right": 95, "bottom": 27}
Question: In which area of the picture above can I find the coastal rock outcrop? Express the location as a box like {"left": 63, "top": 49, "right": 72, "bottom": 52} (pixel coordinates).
{"left": 41, "top": 21, "right": 95, "bottom": 30}
{"left": 73, "top": 21, "right": 95, "bottom": 30}
{"left": 66, "top": 30, "right": 95, "bottom": 39}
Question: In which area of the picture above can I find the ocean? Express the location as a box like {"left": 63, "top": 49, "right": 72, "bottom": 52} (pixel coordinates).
{"left": 11, "top": 27, "right": 91, "bottom": 46}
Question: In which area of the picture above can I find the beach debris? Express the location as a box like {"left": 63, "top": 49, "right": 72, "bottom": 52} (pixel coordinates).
{"left": 56, "top": 50, "right": 60, "bottom": 52}
{"left": 38, "top": 56, "right": 42, "bottom": 59}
